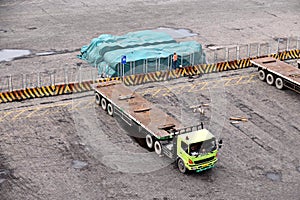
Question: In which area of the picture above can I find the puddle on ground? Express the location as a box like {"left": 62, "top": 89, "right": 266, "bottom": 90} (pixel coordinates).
{"left": 0, "top": 49, "right": 31, "bottom": 62}
{"left": 72, "top": 160, "right": 88, "bottom": 169}
{"left": 152, "top": 27, "right": 197, "bottom": 39}
{"left": 265, "top": 171, "right": 282, "bottom": 181}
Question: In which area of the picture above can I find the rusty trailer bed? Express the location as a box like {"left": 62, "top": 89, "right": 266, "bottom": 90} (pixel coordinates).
{"left": 93, "top": 81, "right": 183, "bottom": 139}
{"left": 251, "top": 57, "right": 300, "bottom": 85}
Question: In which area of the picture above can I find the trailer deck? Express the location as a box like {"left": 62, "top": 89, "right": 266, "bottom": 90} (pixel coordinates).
{"left": 94, "top": 81, "right": 183, "bottom": 138}
{"left": 251, "top": 57, "right": 300, "bottom": 85}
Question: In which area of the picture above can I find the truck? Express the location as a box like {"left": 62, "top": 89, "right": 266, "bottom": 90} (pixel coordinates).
{"left": 250, "top": 57, "right": 300, "bottom": 93}
{"left": 92, "top": 81, "right": 223, "bottom": 173}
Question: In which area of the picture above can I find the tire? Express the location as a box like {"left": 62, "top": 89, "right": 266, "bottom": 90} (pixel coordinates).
{"left": 258, "top": 70, "right": 266, "bottom": 81}
{"left": 145, "top": 134, "right": 153, "bottom": 149}
{"left": 107, "top": 103, "right": 114, "bottom": 116}
{"left": 177, "top": 158, "right": 187, "bottom": 174}
{"left": 266, "top": 73, "right": 274, "bottom": 85}
{"left": 95, "top": 93, "right": 101, "bottom": 105}
{"left": 275, "top": 77, "right": 284, "bottom": 90}
{"left": 101, "top": 98, "right": 107, "bottom": 110}
{"left": 154, "top": 141, "right": 162, "bottom": 155}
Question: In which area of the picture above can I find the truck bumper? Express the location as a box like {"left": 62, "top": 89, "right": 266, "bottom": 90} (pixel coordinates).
{"left": 188, "top": 158, "right": 218, "bottom": 172}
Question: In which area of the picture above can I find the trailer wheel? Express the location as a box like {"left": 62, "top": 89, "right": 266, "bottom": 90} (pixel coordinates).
{"left": 275, "top": 77, "right": 284, "bottom": 90}
{"left": 101, "top": 98, "right": 107, "bottom": 110}
{"left": 266, "top": 73, "right": 274, "bottom": 85}
{"left": 107, "top": 103, "right": 114, "bottom": 116}
{"left": 95, "top": 93, "right": 101, "bottom": 105}
{"left": 258, "top": 70, "right": 266, "bottom": 81}
{"left": 145, "top": 134, "right": 153, "bottom": 149}
{"left": 154, "top": 141, "right": 162, "bottom": 155}
{"left": 177, "top": 158, "right": 187, "bottom": 174}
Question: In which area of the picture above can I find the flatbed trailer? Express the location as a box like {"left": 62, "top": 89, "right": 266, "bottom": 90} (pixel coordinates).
{"left": 251, "top": 57, "right": 300, "bottom": 93}
{"left": 92, "top": 81, "right": 222, "bottom": 173}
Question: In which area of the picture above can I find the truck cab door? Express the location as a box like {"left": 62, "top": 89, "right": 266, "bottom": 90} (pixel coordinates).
{"left": 177, "top": 139, "right": 189, "bottom": 162}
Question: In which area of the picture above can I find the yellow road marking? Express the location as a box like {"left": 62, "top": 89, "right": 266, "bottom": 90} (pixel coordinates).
{"left": 12, "top": 110, "right": 26, "bottom": 121}
{"left": 0, "top": 111, "right": 13, "bottom": 122}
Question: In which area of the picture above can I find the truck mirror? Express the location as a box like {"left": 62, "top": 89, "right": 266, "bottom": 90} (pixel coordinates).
{"left": 218, "top": 139, "right": 223, "bottom": 149}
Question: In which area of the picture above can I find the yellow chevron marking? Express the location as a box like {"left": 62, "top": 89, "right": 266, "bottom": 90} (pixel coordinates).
{"left": 41, "top": 87, "right": 50, "bottom": 96}
{"left": 0, "top": 93, "right": 8, "bottom": 103}
{"left": 4, "top": 92, "right": 13, "bottom": 101}
{"left": 32, "top": 88, "right": 40, "bottom": 97}
{"left": 64, "top": 85, "right": 72, "bottom": 94}
{"left": 37, "top": 88, "right": 45, "bottom": 97}
{"left": 46, "top": 86, "right": 54, "bottom": 96}
{"left": 18, "top": 91, "right": 27, "bottom": 99}
{"left": 26, "top": 89, "right": 35, "bottom": 98}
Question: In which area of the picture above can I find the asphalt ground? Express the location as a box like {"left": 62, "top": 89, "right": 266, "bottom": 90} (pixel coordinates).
{"left": 1, "top": 0, "right": 300, "bottom": 200}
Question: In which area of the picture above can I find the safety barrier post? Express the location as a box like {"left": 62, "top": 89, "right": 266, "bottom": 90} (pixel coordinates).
{"left": 297, "top": 36, "right": 299, "bottom": 49}
{"left": 225, "top": 48, "right": 229, "bottom": 62}
{"left": 37, "top": 72, "right": 41, "bottom": 88}
{"left": 64, "top": 68, "right": 68, "bottom": 84}
{"left": 247, "top": 44, "right": 250, "bottom": 58}
{"left": 8, "top": 75, "right": 12, "bottom": 91}
{"left": 287, "top": 37, "right": 290, "bottom": 51}
{"left": 79, "top": 66, "right": 82, "bottom": 84}
{"left": 22, "top": 74, "right": 26, "bottom": 89}
{"left": 158, "top": 58, "right": 160, "bottom": 71}
{"left": 237, "top": 46, "right": 240, "bottom": 60}
{"left": 257, "top": 43, "right": 260, "bottom": 57}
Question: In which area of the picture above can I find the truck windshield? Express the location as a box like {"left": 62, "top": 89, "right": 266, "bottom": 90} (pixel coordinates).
{"left": 189, "top": 138, "right": 216, "bottom": 156}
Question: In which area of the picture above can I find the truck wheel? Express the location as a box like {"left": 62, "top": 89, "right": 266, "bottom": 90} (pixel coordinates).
{"left": 107, "top": 103, "right": 114, "bottom": 116}
{"left": 145, "top": 134, "right": 153, "bottom": 149}
{"left": 154, "top": 141, "right": 162, "bottom": 155}
{"left": 275, "top": 77, "right": 284, "bottom": 90}
{"left": 177, "top": 158, "right": 187, "bottom": 174}
{"left": 95, "top": 93, "right": 101, "bottom": 105}
{"left": 258, "top": 70, "right": 266, "bottom": 81}
{"left": 101, "top": 98, "right": 107, "bottom": 110}
{"left": 266, "top": 74, "right": 274, "bottom": 85}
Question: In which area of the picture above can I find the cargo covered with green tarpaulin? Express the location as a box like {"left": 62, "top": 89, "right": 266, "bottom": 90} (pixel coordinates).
{"left": 78, "top": 30, "right": 206, "bottom": 77}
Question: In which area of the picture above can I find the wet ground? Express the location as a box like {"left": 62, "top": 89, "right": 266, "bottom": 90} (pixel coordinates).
{"left": 1, "top": 0, "right": 300, "bottom": 200}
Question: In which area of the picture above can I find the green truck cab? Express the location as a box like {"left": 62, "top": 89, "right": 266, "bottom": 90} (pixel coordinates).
{"left": 175, "top": 129, "right": 222, "bottom": 173}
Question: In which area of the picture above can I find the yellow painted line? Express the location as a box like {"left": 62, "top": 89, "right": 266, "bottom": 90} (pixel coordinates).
{"left": 234, "top": 76, "right": 244, "bottom": 85}
{"left": 12, "top": 110, "right": 26, "bottom": 121}
{"left": 246, "top": 74, "right": 257, "bottom": 83}
{"left": 69, "top": 101, "right": 84, "bottom": 111}
{"left": 25, "top": 108, "right": 41, "bottom": 118}
{"left": 151, "top": 88, "right": 163, "bottom": 98}
{"left": 0, "top": 111, "right": 13, "bottom": 122}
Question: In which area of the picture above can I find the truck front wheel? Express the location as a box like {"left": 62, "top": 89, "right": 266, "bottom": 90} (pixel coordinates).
{"left": 154, "top": 141, "right": 162, "bottom": 155}
{"left": 145, "top": 134, "right": 153, "bottom": 149}
{"left": 177, "top": 158, "right": 188, "bottom": 174}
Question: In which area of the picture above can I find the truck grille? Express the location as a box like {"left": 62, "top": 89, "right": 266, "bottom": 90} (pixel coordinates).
{"left": 194, "top": 156, "right": 215, "bottom": 164}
